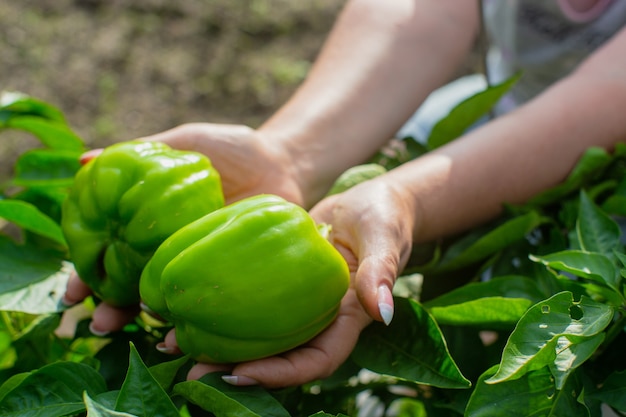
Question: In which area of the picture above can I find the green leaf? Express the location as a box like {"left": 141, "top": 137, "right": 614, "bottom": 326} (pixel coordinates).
{"left": 174, "top": 372, "right": 291, "bottom": 417}
{"left": 148, "top": 355, "right": 190, "bottom": 391}
{"left": 351, "top": 297, "right": 471, "bottom": 389}
{"left": 428, "top": 297, "right": 533, "bottom": 329}
{"left": 11, "top": 314, "right": 64, "bottom": 373}
{"left": 531, "top": 250, "right": 621, "bottom": 291}
{"left": 427, "top": 73, "right": 520, "bottom": 150}
{"left": 576, "top": 191, "right": 621, "bottom": 256}
{"left": 0, "top": 261, "right": 70, "bottom": 313}
{"left": 115, "top": 343, "right": 179, "bottom": 417}
{"left": 425, "top": 275, "right": 546, "bottom": 307}
{"left": 0, "top": 235, "right": 65, "bottom": 294}
{"left": 0, "top": 373, "right": 28, "bottom": 404}
{"left": 84, "top": 392, "right": 138, "bottom": 417}
{"left": 0, "top": 200, "right": 67, "bottom": 246}
{"left": 5, "top": 115, "right": 84, "bottom": 151}
{"left": 601, "top": 174, "right": 626, "bottom": 216}
{"left": 0, "top": 361, "right": 107, "bottom": 416}
{"left": 430, "top": 211, "right": 548, "bottom": 273}
{"left": 13, "top": 148, "right": 81, "bottom": 187}
{"left": 587, "top": 370, "right": 626, "bottom": 412}
{"left": 486, "top": 291, "right": 613, "bottom": 385}
{"left": 0, "top": 91, "right": 66, "bottom": 123}
{"left": 466, "top": 365, "right": 589, "bottom": 417}
{"left": 549, "top": 332, "right": 604, "bottom": 390}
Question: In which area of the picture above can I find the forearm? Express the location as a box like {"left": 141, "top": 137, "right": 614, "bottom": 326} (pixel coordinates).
{"left": 259, "top": 0, "right": 479, "bottom": 207}
{"left": 387, "top": 29, "right": 626, "bottom": 243}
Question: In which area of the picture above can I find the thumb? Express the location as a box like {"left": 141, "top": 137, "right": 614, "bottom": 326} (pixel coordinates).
{"left": 351, "top": 211, "right": 413, "bottom": 325}
{"left": 355, "top": 245, "right": 403, "bottom": 326}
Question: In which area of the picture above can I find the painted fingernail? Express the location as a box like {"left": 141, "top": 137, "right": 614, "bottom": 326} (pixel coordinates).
{"left": 89, "top": 323, "right": 109, "bottom": 337}
{"left": 61, "top": 294, "right": 77, "bottom": 307}
{"left": 156, "top": 343, "right": 179, "bottom": 355}
{"left": 221, "top": 375, "right": 260, "bottom": 386}
{"left": 377, "top": 285, "right": 394, "bottom": 326}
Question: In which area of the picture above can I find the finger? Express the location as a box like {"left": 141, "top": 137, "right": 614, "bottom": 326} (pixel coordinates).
{"left": 156, "top": 328, "right": 182, "bottom": 355}
{"left": 187, "top": 363, "right": 234, "bottom": 381}
{"left": 221, "top": 290, "right": 371, "bottom": 389}
{"left": 313, "top": 189, "right": 413, "bottom": 324}
{"left": 352, "top": 214, "right": 411, "bottom": 324}
{"left": 79, "top": 149, "right": 103, "bottom": 165}
{"left": 62, "top": 271, "right": 93, "bottom": 306}
{"left": 90, "top": 302, "right": 140, "bottom": 336}
{"left": 137, "top": 125, "right": 196, "bottom": 149}
{"left": 159, "top": 329, "right": 233, "bottom": 379}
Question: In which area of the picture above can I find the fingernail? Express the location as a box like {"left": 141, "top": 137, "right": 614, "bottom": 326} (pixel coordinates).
{"left": 89, "top": 323, "right": 109, "bottom": 337}
{"left": 140, "top": 302, "right": 165, "bottom": 321}
{"left": 156, "top": 342, "right": 178, "bottom": 355}
{"left": 221, "top": 375, "right": 260, "bottom": 386}
{"left": 61, "top": 294, "right": 77, "bottom": 307}
{"left": 377, "top": 285, "right": 394, "bottom": 326}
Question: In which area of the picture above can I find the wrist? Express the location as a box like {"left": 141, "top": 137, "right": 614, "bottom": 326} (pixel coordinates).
{"left": 258, "top": 125, "right": 344, "bottom": 208}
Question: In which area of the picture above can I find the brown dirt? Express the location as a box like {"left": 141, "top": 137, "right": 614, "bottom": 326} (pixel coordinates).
{"left": 0, "top": 0, "right": 344, "bottom": 179}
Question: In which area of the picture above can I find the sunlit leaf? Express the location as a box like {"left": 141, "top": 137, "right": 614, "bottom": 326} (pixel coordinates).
{"left": 427, "top": 73, "right": 519, "bottom": 150}
{"left": 466, "top": 365, "right": 589, "bottom": 417}
{"left": 425, "top": 275, "right": 546, "bottom": 307}
{"left": 0, "top": 200, "right": 66, "bottom": 246}
{"left": 428, "top": 297, "right": 532, "bottom": 329}
{"left": 0, "top": 361, "right": 106, "bottom": 416}
{"left": 531, "top": 250, "right": 620, "bottom": 291}
{"left": 115, "top": 343, "right": 179, "bottom": 417}
{"left": 13, "top": 148, "right": 81, "bottom": 187}
{"left": 0, "top": 236, "right": 65, "bottom": 294}
{"left": 576, "top": 191, "right": 621, "bottom": 257}
{"left": 84, "top": 392, "right": 137, "bottom": 417}
{"left": 486, "top": 291, "right": 613, "bottom": 384}
{"left": 148, "top": 355, "right": 190, "bottom": 392}
{"left": 549, "top": 333, "right": 604, "bottom": 389}
{"left": 352, "top": 297, "right": 470, "bottom": 389}
{"left": 5, "top": 116, "right": 84, "bottom": 151}
{"left": 0, "top": 261, "right": 70, "bottom": 314}
{"left": 174, "top": 372, "right": 291, "bottom": 417}
{"left": 0, "top": 92, "right": 66, "bottom": 123}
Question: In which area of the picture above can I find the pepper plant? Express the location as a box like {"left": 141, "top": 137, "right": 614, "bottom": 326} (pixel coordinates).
{"left": 0, "top": 87, "right": 625, "bottom": 417}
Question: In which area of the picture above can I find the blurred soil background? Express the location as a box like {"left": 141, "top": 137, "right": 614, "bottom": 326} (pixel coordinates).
{"left": 0, "top": 0, "right": 345, "bottom": 180}
{"left": 0, "top": 0, "right": 482, "bottom": 182}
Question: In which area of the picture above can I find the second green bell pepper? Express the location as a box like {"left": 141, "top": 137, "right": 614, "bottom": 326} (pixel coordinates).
{"left": 140, "top": 194, "right": 350, "bottom": 363}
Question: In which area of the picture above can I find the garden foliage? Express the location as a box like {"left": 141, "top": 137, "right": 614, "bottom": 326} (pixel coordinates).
{"left": 0, "top": 86, "right": 625, "bottom": 416}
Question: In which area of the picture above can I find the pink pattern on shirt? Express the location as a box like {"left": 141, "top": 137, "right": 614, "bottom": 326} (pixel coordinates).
{"left": 557, "top": 0, "right": 614, "bottom": 22}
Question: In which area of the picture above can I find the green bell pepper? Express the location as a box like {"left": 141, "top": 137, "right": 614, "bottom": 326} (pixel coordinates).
{"left": 61, "top": 140, "right": 225, "bottom": 307}
{"left": 140, "top": 194, "right": 350, "bottom": 363}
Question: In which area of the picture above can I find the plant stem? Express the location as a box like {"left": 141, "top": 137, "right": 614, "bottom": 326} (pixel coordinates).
{"left": 0, "top": 311, "right": 16, "bottom": 337}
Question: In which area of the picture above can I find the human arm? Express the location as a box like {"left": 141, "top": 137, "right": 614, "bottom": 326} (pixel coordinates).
{"left": 314, "top": 25, "right": 626, "bottom": 325}
{"left": 258, "top": 0, "right": 480, "bottom": 207}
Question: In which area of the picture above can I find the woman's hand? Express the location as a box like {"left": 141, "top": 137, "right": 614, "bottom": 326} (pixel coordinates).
{"left": 141, "top": 123, "right": 305, "bottom": 205}
{"left": 311, "top": 178, "right": 416, "bottom": 324}
{"left": 159, "top": 177, "right": 416, "bottom": 388}
{"left": 160, "top": 287, "right": 372, "bottom": 389}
